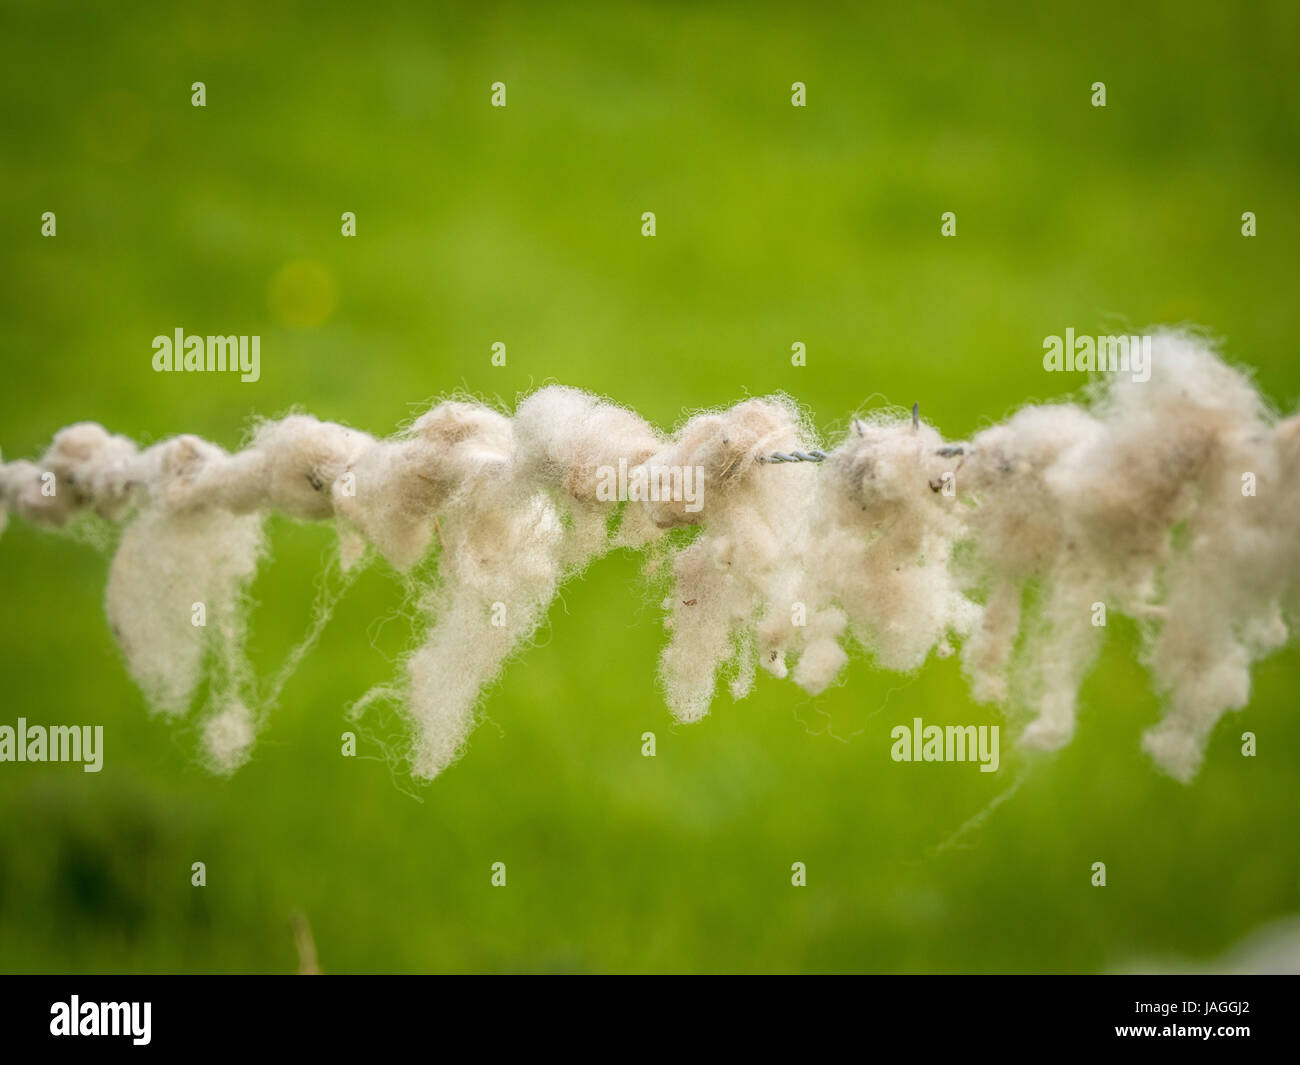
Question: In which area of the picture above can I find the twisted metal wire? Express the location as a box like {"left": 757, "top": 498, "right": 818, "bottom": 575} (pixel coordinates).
{"left": 756, "top": 449, "right": 830, "bottom": 464}
{"left": 755, "top": 403, "right": 973, "bottom": 464}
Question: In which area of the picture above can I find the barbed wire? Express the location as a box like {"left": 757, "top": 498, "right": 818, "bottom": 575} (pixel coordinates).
{"left": 755, "top": 404, "right": 972, "bottom": 464}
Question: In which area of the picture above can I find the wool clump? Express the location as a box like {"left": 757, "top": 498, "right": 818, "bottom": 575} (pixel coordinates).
{"left": 796, "top": 414, "right": 978, "bottom": 695}
{"left": 1, "top": 331, "right": 1295, "bottom": 783}
{"left": 955, "top": 332, "right": 1293, "bottom": 778}
{"left": 649, "top": 396, "right": 818, "bottom": 721}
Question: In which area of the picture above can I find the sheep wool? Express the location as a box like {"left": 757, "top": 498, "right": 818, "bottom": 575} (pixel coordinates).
{"left": 1, "top": 330, "right": 1295, "bottom": 784}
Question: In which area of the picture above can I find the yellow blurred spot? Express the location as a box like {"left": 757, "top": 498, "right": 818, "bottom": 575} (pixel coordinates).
{"left": 268, "top": 260, "right": 338, "bottom": 329}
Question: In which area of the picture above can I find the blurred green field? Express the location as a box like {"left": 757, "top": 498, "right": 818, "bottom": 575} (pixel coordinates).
{"left": 1, "top": 0, "right": 1297, "bottom": 973}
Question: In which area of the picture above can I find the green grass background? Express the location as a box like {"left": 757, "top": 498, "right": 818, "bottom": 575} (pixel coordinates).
{"left": 0, "top": 0, "right": 1297, "bottom": 973}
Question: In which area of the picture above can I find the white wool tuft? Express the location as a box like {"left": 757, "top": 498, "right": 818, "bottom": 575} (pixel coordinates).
{"left": 333, "top": 402, "right": 511, "bottom": 571}
{"left": 799, "top": 415, "right": 977, "bottom": 691}
{"left": 105, "top": 502, "right": 263, "bottom": 717}
{"left": 203, "top": 699, "right": 258, "bottom": 774}
{"left": 511, "top": 386, "right": 662, "bottom": 562}
{"left": 651, "top": 396, "right": 817, "bottom": 721}
{"left": 956, "top": 331, "right": 1291, "bottom": 775}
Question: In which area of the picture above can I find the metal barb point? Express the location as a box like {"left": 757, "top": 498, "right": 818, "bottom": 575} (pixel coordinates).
{"left": 912, "top": 403, "right": 919, "bottom": 430}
